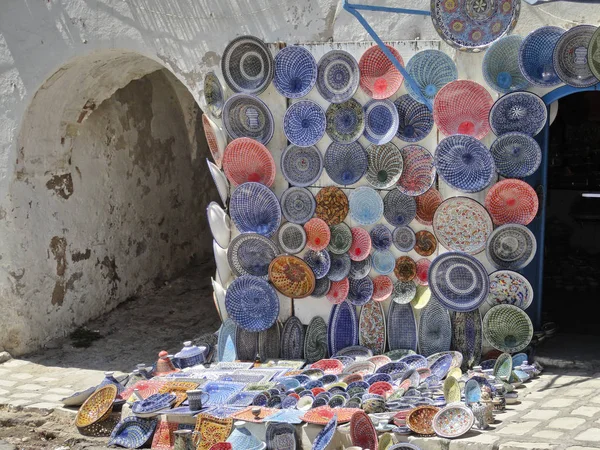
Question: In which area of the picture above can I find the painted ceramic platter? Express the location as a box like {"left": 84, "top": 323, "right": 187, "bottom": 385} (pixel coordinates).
{"left": 326, "top": 98, "right": 365, "bottom": 144}
{"left": 348, "top": 227, "right": 372, "bottom": 262}
{"left": 416, "top": 188, "right": 443, "bottom": 226}
{"left": 383, "top": 190, "right": 417, "bottom": 227}
{"left": 280, "top": 187, "right": 316, "bottom": 224}
{"left": 395, "top": 256, "right": 417, "bottom": 282}
{"left": 284, "top": 100, "right": 326, "bottom": 147}
{"left": 281, "top": 144, "right": 323, "bottom": 187}
{"left": 226, "top": 275, "right": 280, "bottom": 332}
{"left": 266, "top": 422, "right": 297, "bottom": 450}
{"left": 227, "top": 233, "right": 279, "bottom": 279}
{"left": 370, "top": 224, "right": 393, "bottom": 251}
{"left": 485, "top": 179, "right": 539, "bottom": 225}
{"left": 223, "top": 94, "right": 274, "bottom": 145}
{"left": 204, "top": 72, "right": 225, "bottom": 118}
{"left": 328, "top": 300, "right": 359, "bottom": 356}
{"left": 363, "top": 99, "right": 400, "bottom": 145}
{"left": 588, "top": 26, "right": 600, "bottom": 80}
{"left": 416, "top": 258, "right": 431, "bottom": 286}
{"left": 317, "top": 50, "right": 360, "bottom": 103}
{"left": 350, "top": 410, "right": 378, "bottom": 450}
{"left": 312, "top": 415, "right": 337, "bottom": 450}
{"left": 393, "top": 226, "right": 416, "bottom": 252}
{"left": 359, "top": 300, "right": 387, "bottom": 355}
{"left": 432, "top": 404, "right": 475, "bottom": 439}
{"left": 327, "top": 278, "right": 350, "bottom": 305}
{"left": 281, "top": 316, "right": 305, "bottom": 360}
{"left": 349, "top": 186, "right": 384, "bottom": 225}
{"left": 359, "top": 44, "right": 404, "bottom": 99}
{"left": 221, "top": 35, "right": 273, "bottom": 94}
{"left": 553, "top": 24, "right": 599, "bottom": 88}
{"left": 108, "top": 416, "right": 157, "bottom": 447}
{"left": 488, "top": 270, "right": 533, "bottom": 309}
{"left": 406, "top": 405, "right": 440, "bottom": 436}
{"left": 464, "top": 378, "right": 482, "bottom": 404}
{"left": 486, "top": 224, "right": 537, "bottom": 270}
{"left": 372, "top": 250, "right": 396, "bottom": 275}
{"left": 324, "top": 141, "right": 368, "bottom": 186}
{"left": 483, "top": 304, "right": 533, "bottom": 353}
{"left": 223, "top": 137, "right": 276, "bottom": 187}
{"left": 490, "top": 132, "right": 542, "bottom": 178}
{"left": 328, "top": 223, "right": 353, "bottom": 255}
{"left": 489, "top": 91, "right": 547, "bottom": 136}
{"left": 305, "top": 317, "right": 328, "bottom": 363}
{"left": 313, "top": 277, "right": 332, "bottom": 297}
{"left": 372, "top": 275, "right": 394, "bottom": 301}
{"left": 397, "top": 145, "right": 436, "bottom": 197}
{"left": 203, "top": 115, "right": 226, "bottom": 169}
{"left": 392, "top": 280, "right": 417, "bottom": 304}
{"left": 273, "top": 46, "right": 317, "bottom": 98}
{"left": 430, "top": 0, "right": 521, "bottom": 52}
{"left": 315, "top": 187, "right": 349, "bottom": 226}
{"left": 482, "top": 35, "right": 530, "bottom": 93}
{"left": 278, "top": 222, "right": 307, "bottom": 254}
{"left": 406, "top": 49, "right": 458, "bottom": 101}
{"left": 388, "top": 301, "right": 418, "bottom": 351}
{"left": 304, "top": 218, "right": 331, "bottom": 251}
{"left": 428, "top": 252, "right": 489, "bottom": 312}
{"left": 207, "top": 159, "right": 230, "bottom": 207}
{"left": 418, "top": 298, "right": 452, "bottom": 357}
{"left": 519, "top": 26, "right": 566, "bottom": 87}
{"left": 433, "top": 197, "right": 493, "bottom": 254}
{"left": 443, "top": 376, "right": 461, "bottom": 404}
{"left": 452, "top": 310, "right": 482, "bottom": 370}
{"left": 413, "top": 230, "right": 437, "bottom": 257}
{"left": 304, "top": 250, "right": 331, "bottom": 279}
{"left": 207, "top": 201, "right": 231, "bottom": 250}
{"left": 349, "top": 255, "right": 372, "bottom": 280}
{"left": 75, "top": 385, "right": 117, "bottom": 428}
{"left": 493, "top": 352, "right": 513, "bottom": 379}
{"left": 230, "top": 182, "right": 281, "bottom": 237}
{"left": 269, "top": 255, "right": 316, "bottom": 298}
{"left": 347, "top": 276, "right": 374, "bottom": 306}
{"left": 365, "top": 142, "right": 404, "bottom": 189}
{"left": 435, "top": 135, "right": 495, "bottom": 193}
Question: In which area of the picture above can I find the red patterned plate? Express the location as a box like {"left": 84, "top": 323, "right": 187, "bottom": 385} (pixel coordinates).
{"left": 433, "top": 80, "right": 493, "bottom": 139}
{"left": 359, "top": 45, "right": 404, "bottom": 99}
{"left": 327, "top": 278, "right": 350, "bottom": 304}
{"left": 415, "top": 258, "right": 431, "bottom": 286}
{"left": 372, "top": 275, "right": 393, "bottom": 302}
{"left": 301, "top": 406, "right": 359, "bottom": 425}
{"left": 310, "top": 359, "right": 344, "bottom": 375}
{"left": 397, "top": 145, "right": 436, "bottom": 197}
{"left": 395, "top": 256, "right": 417, "bottom": 282}
{"left": 222, "top": 137, "right": 276, "bottom": 187}
{"left": 350, "top": 410, "right": 378, "bottom": 450}
{"left": 348, "top": 227, "right": 372, "bottom": 261}
{"left": 485, "top": 179, "right": 539, "bottom": 225}
{"left": 151, "top": 420, "right": 178, "bottom": 450}
{"left": 416, "top": 188, "right": 443, "bottom": 226}
{"left": 368, "top": 381, "right": 394, "bottom": 396}
{"left": 414, "top": 230, "right": 437, "bottom": 257}
{"left": 304, "top": 218, "right": 331, "bottom": 251}
{"left": 203, "top": 114, "right": 226, "bottom": 168}
{"left": 120, "top": 380, "right": 166, "bottom": 401}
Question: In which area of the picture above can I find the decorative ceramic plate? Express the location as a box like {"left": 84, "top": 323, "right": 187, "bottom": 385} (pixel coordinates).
{"left": 226, "top": 276, "right": 279, "bottom": 331}
{"left": 259, "top": 321, "right": 282, "bottom": 360}
{"left": 304, "top": 218, "right": 331, "bottom": 251}
{"left": 228, "top": 233, "right": 279, "bottom": 279}
{"left": 464, "top": 379, "right": 482, "bottom": 403}
{"left": 359, "top": 300, "right": 386, "bottom": 355}
{"left": 406, "top": 49, "right": 458, "bottom": 101}
{"left": 415, "top": 258, "right": 431, "bottom": 286}
{"left": 204, "top": 72, "right": 224, "bottom": 118}
{"left": 430, "top": 0, "right": 521, "bottom": 52}
{"left": 491, "top": 132, "right": 542, "bottom": 178}
{"left": 394, "top": 256, "right": 417, "bottom": 282}
{"left": 443, "top": 376, "right": 461, "bottom": 404}
{"left": 317, "top": 50, "right": 360, "bottom": 103}
{"left": 433, "top": 80, "right": 493, "bottom": 139}
{"left": 326, "top": 278, "right": 350, "bottom": 305}
{"left": 218, "top": 318, "right": 237, "bottom": 362}
{"left": 328, "top": 300, "right": 359, "bottom": 356}
{"left": 230, "top": 406, "right": 278, "bottom": 423}
{"left": 108, "top": 416, "right": 157, "bottom": 448}
{"left": 221, "top": 35, "right": 273, "bottom": 94}
{"left": 553, "top": 24, "right": 598, "bottom": 88}
{"left": 414, "top": 230, "right": 437, "bottom": 257}
{"left": 363, "top": 99, "right": 400, "bottom": 145}
{"left": 269, "top": 255, "right": 316, "bottom": 298}
{"left": 388, "top": 301, "right": 418, "bottom": 351}
{"left": 194, "top": 414, "right": 234, "bottom": 450}
{"left": 61, "top": 386, "right": 96, "bottom": 407}
{"left": 486, "top": 224, "right": 537, "bottom": 270}
{"left": 281, "top": 316, "right": 304, "bottom": 360}
{"left": 132, "top": 393, "right": 176, "bottom": 417}
{"left": 304, "top": 250, "right": 331, "bottom": 279}
{"left": 365, "top": 142, "right": 404, "bottom": 189}
{"left": 485, "top": 179, "right": 539, "bottom": 225}
{"left": 328, "top": 223, "right": 352, "bottom": 256}
{"left": 433, "top": 197, "right": 493, "bottom": 254}
{"left": 372, "top": 250, "right": 396, "bottom": 275}
{"left": 359, "top": 44, "right": 404, "bottom": 99}
{"left": 392, "top": 226, "right": 416, "bottom": 252}
{"left": 223, "top": 137, "right": 276, "bottom": 187}
{"left": 223, "top": 94, "right": 274, "bottom": 144}
{"left": 235, "top": 327, "right": 258, "bottom": 360}
{"left": 370, "top": 224, "right": 393, "bottom": 251}
{"left": 323, "top": 141, "right": 368, "bottom": 186}
{"left": 347, "top": 276, "right": 373, "bottom": 306}
{"left": 207, "top": 159, "right": 230, "bottom": 207}
{"left": 350, "top": 410, "right": 378, "bottom": 450}
{"left": 488, "top": 270, "right": 533, "bottom": 309}
{"left": 416, "top": 188, "right": 443, "bottom": 226}
{"left": 372, "top": 275, "right": 394, "bottom": 301}
{"left": 328, "top": 253, "right": 352, "bottom": 281}
{"left": 284, "top": 100, "right": 326, "bottom": 147}
{"left": 519, "top": 26, "right": 566, "bottom": 87}
{"left": 493, "top": 352, "right": 513, "bottom": 379}
{"left": 280, "top": 187, "right": 316, "bottom": 224}
{"left": 313, "top": 277, "right": 332, "bottom": 298}
{"left": 273, "top": 46, "right": 317, "bottom": 98}
{"left": 483, "top": 304, "right": 533, "bottom": 353}
{"left": 435, "top": 135, "right": 495, "bottom": 193}
{"left": 266, "top": 422, "right": 296, "bottom": 450}
{"left": 394, "top": 101, "right": 434, "bottom": 150}
{"left": 281, "top": 144, "right": 323, "bottom": 187}
{"left": 326, "top": 98, "right": 365, "bottom": 144}
{"left": 349, "top": 255, "right": 372, "bottom": 280}
{"left": 419, "top": 298, "right": 452, "bottom": 357}
{"left": 305, "top": 316, "right": 328, "bottom": 363}
{"left": 75, "top": 385, "right": 117, "bottom": 428}
{"left": 452, "top": 310, "right": 482, "bottom": 370}
{"left": 392, "top": 280, "right": 417, "bottom": 304}
{"left": 482, "top": 35, "right": 530, "bottom": 93}
{"left": 230, "top": 182, "right": 281, "bottom": 237}
{"left": 397, "top": 145, "right": 436, "bottom": 197}
{"left": 383, "top": 190, "right": 417, "bottom": 227}
{"left": 207, "top": 201, "right": 231, "bottom": 250}
{"left": 203, "top": 115, "right": 226, "bottom": 168}
{"left": 349, "top": 186, "right": 384, "bottom": 225}
{"left": 336, "top": 345, "right": 373, "bottom": 359}
{"left": 406, "top": 405, "right": 440, "bottom": 436}
{"left": 315, "top": 187, "right": 349, "bottom": 226}
{"left": 311, "top": 359, "right": 344, "bottom": 375}
{"left": 429, "top": 352, "right": 455, "bottom": 378}
{"left": 278, "top": 222, "right": 306, "bottom": 254}
{"left": 432, "top": 404, "right": 475, "bottom": 438}
{"left": 348, "top": 227, "right": 372, "bottom": 262}
{"left": 588, "top": 26, "right": 600, "bottom": 80}
{"left": 490, "top": 91, "right": 548, "bottom": 137}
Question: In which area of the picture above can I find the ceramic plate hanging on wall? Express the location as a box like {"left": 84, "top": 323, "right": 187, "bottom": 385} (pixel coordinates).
{"left": 489, "top": 91, "right": 547, "bottom": 136}
{"left": 397, "top": 145, "right": 436, "bottom": 197}
{"left": 230, "top": 182, "right": 281, "bottom": 237}
{"left": 482, "top": 35, "right": 530, "bottom": 93}
{"left": 280, "top": 187, "right": 316, "bottom": 224}
{"left": 388, "top": 301, "right": 418, "bottom": 351}
{"left": 305, "top": 317, "right": 328, "bottom": 363}
{"left": 281, "top": 144, "right": 323, "bottom": 187}
{"left": 363, "top": 99, "right": 400, "bottom": 145}
{"left": 483, "top": 304, "right": 533, "bottom": 353}
{"left": 588, "top": 26, "right": 600, "bottom": 81}
{"left": 452, "top": 309, "right": 482, "bottom": 370}
{"left": 315, "top": 187, "right": 349, "bottom": 226}
{"left": 485, "top": 179, "right": 539, "bottom": 225}
{"left": 419, "top": 297, "right": 452, "bottom": 357}
{"left": 328, "top": 300, "right": 359, "bottom": 356}
{"left": 278, "top": 222, "right": 306, "bottom": 254}
{"left": 553, "top": 24, "right": 599, "bottom": 88}
{"left": 488, "top": 270, "right": 534, "bottom": 309}
{"left": 225, "top": 276, "right": 280, "bottom": 332}
{"left": 519, "top": 26, "right": 566, "bottom": 87}
{"left": 281, "top": 316, "right": 305, "bottom": 360}
{"left": 223, "top": 94, "right": 274, "bottom": 145}
{"left": 406, "top": 49, "right": 458, "bottom": 102}
{"left": 415, "top": 188, "right": 443, "bottom": 226}
{"left": 326, "top": 99, "right": 365, "bottom": 144}
{"left": 328, "top": 253, "right": 351, "bottom": 282}
{"left": 269, "top": 255, "right": 316, "bottom": 298}
{"left": 323, "top": 141, "right": 368, "bottom": 186}
{"left": 227, "top": 233, "right": 279, "bottom": 279}
{"left": 317, "top": 50, "right": 360, "bottom": 103}
{"left": 359, "top": 44, "right": 404, "bottom": 99}
{"left": 349, "top": 186, "right": 384, "bottom": 225}
{"left": 273, "top": 46, "right": 317, "bottom": 98}
{"left": 223, "top": 137, "right": 276, "bottom": 187}
{"left": 490, "top": 132, "right": 542, "bottom": 178}
{"left": 204, "top": 72, "right": 225, "bottom": 118}
{"left": 221, "top": 35, "right": 273, "bottom": 94}
{"left": 392, "top": 226, "right": 416, "bottom": 252}
{"left": 203, "top": 115, "right": 227, "bottom": 168}
{"left": 383, "top": 190, "right": 417, "bottom": 227}
{"left": 365, "top": 143, "right": 404, "bottom": 189}
{"left": 395, "top": 256, "right": 417, "bottom": 282}
{"left": 284, "top": 100, "right": 326, "bottom": 147}
{"left": 359, "top": 300, "right": 386, "bottom": 355}
{"left": 486, "top": 224, "right": 537, "bottom": 270}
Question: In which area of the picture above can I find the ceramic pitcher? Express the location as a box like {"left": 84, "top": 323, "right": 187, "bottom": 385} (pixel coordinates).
{"left": 173, "top": 429, "right": 195, "bottom": 450}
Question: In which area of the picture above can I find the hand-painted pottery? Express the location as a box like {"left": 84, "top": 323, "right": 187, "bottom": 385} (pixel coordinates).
{"left": 108, "top": 416, "right": 157, "bottom": 448}
{"left": 433, "top": 197, "right": 493, "bottom": 254}
{"left": 304, "top": 317, "right": 328, "bottom": 363}
{"left": 419, "top": 298, "right": 452, "bottom": 357}
{"left": 223, "top": 94, "right": 274, "bottom": 145}
{"left": 372, "top": 250, "right": 396, "bottom": 275}
{"left": 363, "top": 99, "right": 400, "bottom": 145}
{"left": 372, "top": 275, "right": 393, "bottom": 301}
{"left": 483, "top": 304, "right": 533, "bottom": 353}
{"left": 588, "top": 26, "right": 600, "bottom": 80}
{"left": 553, "top": 24, "right": 598, "bottom": 88}
{"left": 310, "top": 359, "right": 344, "bottom": 375}
{"left": 281, "top": 144, "right": 323, "bottom": 187}
{"left": 359, "top": 301, "right": 386, "bottom": 355}
{"left": 301, "top": 405, "right": 358, "bottom": 425}
{"left": 394, "top": 256, "right": 417, "bottom": 282}
{"left": 370, "top": 224, "right": 393, "bottom": 251}
{"left": 218, "top": 318, "right": 237, "bottom": 363}
{"left": 194, "top": 414, "right": 234, "bottom": 450}
{"left": 406, "top": 405, "right": 440, "bottom": 436}
{"left": 273, "top": 45, "right": 317, "bottom": 98}
{"left": 283, "top": 100, "right": 326, "bottom": 147}
{"left": 482, "top": 35, "right": 530, "bottom": 93}
{"left": 397, "top": 145, "right": 436, "bottom": 197}
{"left": 349, "top": 186, "right": 384, "bottom": 225}
{"left": 226, "top": 421, "right": 266, "bottom": 449}
{"left": 414, "top": 230, "right": 437, "bottom": 257}
{"left": 392, "top": 226, "right": 416, "bottom": 253}
{"left": 266, "top": 422, "right": 296, "bottom": 450}
{"left": 336, "top": 345, "right": 373, "bottom": 359}
{"left": 230, "top": 182, "right": 281, "bottom": 237}
{"left": 349, "top": 255, "right": 372, "bottom": 280}
{"left": 75, "top": 385, "right": 117, "bottom": 429}
{"left": 347, "top": 276, "right": 373, "bottom": 306}
{"left": 359, "top": 44, "right": 404, "bottom": 99}
{"left": 485, "top": 178, "right": 539, "bottom": 226}
{"left": 519, "top": 26, "right": 566, "bottom": 87}
{"left": 486, "top": 224, "right": 537, "bottom": 270}
{"left": 315, "top": 187, "right": 349, "bottom": 226}
{"left": 415, "top": 259, "right": 431, "bottom": 286}
{"left": 317, "top": 50, "right": 360, "bottom": 103}
{"left": 488, "top": 270, "right": 533, "bottom": 309}
{"left": 489, "top": 91, "right": 547, "bottom": 136}
{"left": 432, "top": 404, "right": 475, "bottom": 438}
{"left": 452, "top": 310, "right": 483, "bottom": 370}
{"left": 443, "top": 377, "right": 461, "bottom": 404}
{"left": 323, "top": 141, "right": 368, "bottom": 186}
{"left": 416, "top": 188, "right": 443, "bottom": 226}
{"left": 388, "top": 301, "right": 418, "bottom": 352}
{"left": 406, "top": 49, "right": 458, "bottom": 101}
{"left": 269, "top": 255, "right": 316, "bottom": 298}
{"left": 230, "top": 406, "right": 279, "bottom": 423}
{"left": 491, "top": 132, "right": 542, "bottom": 178}
{"left": 304, "top": 250, "right": 331, "bottom": 280}
{"left": 228, "top": 233, "right": 279, "bottom": 279}
{"left": 327, "top": 253, "right": 351, "bottom": 282}
{"left": 151, "top": 420, "right": 179, "bottom": 450}
{"left": 328, "top": 301, "right": 359, "bottom": 356}
{"left": 394, "top": 94, "right": 434, "bottom": 142}
{"left": 350, "top": 410, "right": 378, "bottom": 450}
{"left": 226, "top": 276, "right": 279, "bottom": 332}
{"left": 203, "top": 115, "right": 226, "bottom": 169}
{"left": 221, "top": 35, "right": 273, "bottom": 94}
{"left": 280, "top": 187, "right": 316, "bottom": 225}
{"left": 365, "top": 142, "right": 404, "bottom": 189}
{"left": 392, "top": 281, "right": 417, "bottom": 305}
{"left": 314, "top": 277, "right": 332, "bottom": 298}
{"left": 132, "top": 393, "right": 177, "bottom": 417}
{"left": 204, "top": 72, "right": 224, "bottom": 118}
{"left": 348, "top": 227, "right": 372, "bottom": 262}
{"left": 158, "top": 381, "right": 199, "bottom": 407}
{"left": 383, "top": 190, "right": 417, "bottom": 227}
{"left": 327, "top": 278, "right": 350, "bottom": 305}
{"left": 493, "top": 352, "right": 513, "bottom": 379}
{"left": 328, "top": 224, "right": 353, "bottom": 256}
{"left": 277, "top": 222, "right": 306, "bottom": 254}
{"left": 430, "top": 0, "right": 521, "bottom": 52}
{"left": 326, "top": 98, "right": 365, "bottom": 143}
{"left": 259, "top": 321, "right": 282, "bottom": 361}
{"left": 464, "top": 379, "right": 482, "bottom": 404}
{"left": 304, "top": 218, "right": 331, "bottom": 252}
{"left": 223, "top": 138, "right": 276, "bottom": 187}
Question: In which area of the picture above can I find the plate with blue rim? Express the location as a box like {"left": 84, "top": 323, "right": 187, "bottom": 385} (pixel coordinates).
{"left": 312, "top": 414, "right": 338, "bottom": 450}
{"left": 303, "top": 250, "right": 331, "bottom": 280}
{"left": 405, "top": 49, "right": 457, "bottom": 102}
{"left": 281, "top": 144, "right": 323, "bottom": 187}
{"left": 482, "top": 35, "right": 531, "bottom": 94}
{"left": 131, "top": 393, "right": 177, "bottom": 417}
{"left": 280, "top": 187, "right": 316, "bottom": 224}
{"left": 418, "top": 298, "right": 451, "bottom": 357}
{"left": 230, "top": 182, "right": 281, "bottom": 237}
{"left": 323, "top": 141, "right": 368, "bottom": 186}
{"left": 273, "top": 46, "right": 317, "bottom": 98}
{"left": 519, "top": 26, "right": 566, "bottom": 87}
{"left": 221, "top": 35, "right": 273, "bottom": 95}
{"left": 490, "top": 132, "right": 542, "bottom": 178}
{"left": 223, "top": 94, "right": 274, "bottom": 145}
{"left": 387, "top": 301, "right": 417, "bottom": 352}
{"left": 226, "top": 391, "right": 257, "bottom": 407}
{"left": 347, "top": 277, "right": 374, "bottom": 306}
{"left": 108, "top": 416, "right": 157, "bottom": 447}
{"left": 203, "top": 381, "right": 245, "bottom": 407}
{"left": 317, "top": 50, "right": 360, "bottom": 103}
{"left": 349, "top": 186, "right": 384, "bottom": 225}
{"left": 326, "top": 98, "right": 365, "bottom": 144}
{"left": 383, "top": 190, "right": 417, "bottom": 227}
{"left": 328, "top": 300, "right": 359, "bottom": 356}
{"left": 225, "top": 275, "right": 280, "bottom": 332}
{"left": 489, "top": 91, "right": 547, "bottom": 137}
{"left": 363, "top": 99, "right": 399, "bottom": 145}
{"left": 217, "top": 318, "right": 237, "bottom": 362}
{"left": 394, "top": 94, "right": 434, "bottom": 143}
{"left": 553, "top": 24, "right": 599, "bottom": 88}
{"left": 227, "top": 233, "right": 279, "bottom": 279}
{"left": 284, "top": 100, "right": 326, "bottom": 147}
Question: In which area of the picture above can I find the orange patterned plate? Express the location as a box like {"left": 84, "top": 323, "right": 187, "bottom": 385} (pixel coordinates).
{"left": 301, "top": 406, "right": 360, "bottom": 425}
{"left": 269, "top": 255, "right": 316, "bottom": 298}
{"left": 75, "top": 385, "right": 117, "bottom": 428}
{"left": 414, "top": 230, "right": 437, "bottom": 257}
{"left": 151, "top": 419, "right": 178, "bottom": 450}
{"left": 406, "top": 405, "right": 440, "bottom": 436}
{"left": 158, "top": 381, "right": 199, "bottom": 407}
{"left": 194, "top": 414, "right": 234, "bottom": 450}
{"left": 315, "top": 187, "right": 349, "bottom": 226}
{"left": 395, "top": 256, "right": 417, "bottom": 282}
{"left": 230, "top": 406, "right": 279, "bottom": 423}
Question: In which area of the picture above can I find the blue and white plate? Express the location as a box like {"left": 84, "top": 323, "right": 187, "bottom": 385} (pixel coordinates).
{"left": 328, "top": 253, "right": 352, "bottom": 282}
{"left": 323, "top": 141, "right": 368, "bottom": 186}
{"left": 278, "top": 222, "right": 307, "bottom": 254}
{"left": 365, "top": 142, "right": 404, "bottom": 189}
{"left": 553, "top": 24, "right": 599, "bottom": 88}
{"left": 349, "top": 186, "right": 384, "bottom": 225}
{"left": 387, "top": 301, "right": 417, "bottom": 352}
{"left": 486, "top": 224, "right": 537, "bottom": 270}
{"left": 203, "top": 381, "right": 245, "bottom": 407}
{"left": 349, "top": 255, "right": 372, "bottom": 280}
{"left": 370, "top": 224, "right": 393, "bottom": 251}
{"left": 347, "top": 277, "right": 374, "bottom": 306}
{"left": 227, "top": 233, "right": 279, "bottom": 279}
{"left": 392, "top": 226, "right": 416, "bottom": 252}
{"left": 489, "top": 91, "right": 547, "bottom": 137}
{"left": 226, "top": 391, "right": 257, "bottom": 407}
{"left": 383, "top": 190, "right": 417, "bottom": 227}
{"left": 221, "top": 35, "right": 273, "bottom": 94}
{"left": 281, "top": 144, "right": 323, "bottom": 187}
{"left": 284, "top": 100, "right": 326, "bottom": 147}
{"left": 418, "top": 298, "right": 451, "bottom": 357}
{"left": 225, "top": 275, "right": 280, "bottom": 332}
{"left": 230, "top": 182, "right": 281, "bottom": 237}
{"left": 326, "top": 98, "right": 365, "bottom": 143}
{"left": 223, "top": 94, "right": 274, "bottom": 145}
{"left": 280, "top": 187, "right": 316, "bottom": 224}
{"left": 317, "top": 50, "right": 360, "bottom": 103}
{"left": 328, "top": 301, "right": 359, "bottom": 356}
{"left": 274, "top": 46, "right": 317, "bottom": 98}
{"left": 482, "top": 35, "right": 530, "bottom": 93}
{"left": 304, "top": 250, "right": 332, "bottom": 279}
{"left": 372, "top": 250, "right": 396, "bottom": 275}
{"left": 491, "top": 132, "right": 542, "bottom": 178}
{"left": 217, "top": 318, "right": 237, "bottom": 362}
{"left": 312, "top": 415, "right": 338, "bottom": 450}
{"left": 363, "top": 99, "right": 399, "bottom": 145}
{"left": 405, "top": 50, "right": 458, "bottom": 101}
{"left": 435, "top": 135, "right": 496, "bottom": 193}
{"left": 394, "top": 94, "right": 434, "bottom": 143}
{"left": 108, "top": 416, "right": 157, "bottom": 447}
{"left": 428, "top": 352, "right": 453, "bottom": 379}
{"left": 519, "top": 26, "right": 566, "bottom": 87}
{"left": 132, "top": 393, "right": 177, "bottom": 417}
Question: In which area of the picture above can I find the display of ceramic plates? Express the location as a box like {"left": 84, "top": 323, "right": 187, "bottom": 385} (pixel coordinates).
{"left": 266, "top": 422, "right": 296, "bottom": 450}
{"left": 227, "top": 233, "right": 279, "bottom": 279}
{"left": 280, "top": 187, "right": 315, "bottom": 224}
{"left": 328, "top": 223, "right": 353, "bottom": 255}
{"left": 359, "top": 300, "right": 386, "bottom": 355}
{"left": 323, "top": 141, "right": 368, "bottom": 186}
{"left": 207, "top": 201, "right": 231, "bottom": 250}
{"left": 418, "top": 298, "right": 452, "bottom": 357}
{"left": 348, "top": 227, "right": 372, "bottom": 262}
{"left": 284, "top": 100, "right": 326, "bottom": 147}
{"left": 203, "top": 115, "right": 227, "bottom": 168}
{"left": 281, "top": 144, "right": 323, "bottom": 187}
{"left": 491, "top": 132, "right": 542, "bottom": 178}
{"left": 363, "top": 99, "right": 399, "bottom": 145}
{"left": 317, "top": 50, "right": 360, "bottom": 103}
{"left": 269, "top": 255, "right": 316, "bottom": 298}
{"left": 347, "top": 277, "right": 374, "bottom": 306}
{"left": 327, "top": 278, "right": 350, "bottom": 304}
{"left": 435, "top": 135, "right": 495, "bottom": 193}
{"left": 489, "top": 91, "right": 547, "bottom": 137}
{"left": 223, "top": 138, "right": 276, "bottom": 187}
{"left": 372, "top": 275, "right": 393, "bottom": 301}
{"left": 486, "top": 224, "right": 537, "bottom": 270}
{"left": 315, "top": 187, "right": 349, "bottom": 226}
{"left": 304, "top": 218, "right": 331, "bottom": 251}
{"left": 396, "top": 145, "right": 436, "bottom": 197}
{"left": 313, "top": 277, "right": 332, "bottom": 298}
{"left": 226, "top": 276, "right": 279, "bottom": 331}
{"left": 588, "top": 26, "right": 600, "bottom": 80}
{"left": 482, "top": 35, "right": 530, "bottom": 93}
{"left": 328, "top": 253, "right": 351, "bottom": 282}
{"left": 304, "top": 250, "right": 331, "bottom": 280}
{"left": 488, "top": 270, "right": 533, "bottom": 309}
{"left": 553, "top": 25, "right": 599, "bottom": 88}
{"left": 312, "top": 415, "right": 337, "bottom": 450}
{"left": 305, "top": 317, "right": 328, "bottom": 363}
{"left": 392, "top": 226, "right": 416, "bottom": 252}
{"left": 328, "top": 300, "right": 359, "bottom": 356}
{"left": 406, "top": 49, "right": 458, "bottom": 101}
{"left": 483, "top": 304, "right": 533, "bottom": 353}
{"left": 428, "top": 252, "right": 489, "bottom": 312}
{"left": 365, "top": 142, "right": 403, "bottom": 189}
{"left": 414, "top": 230, "right": 437, "bottom": 257}
{"left": 430, "top": 0, "right": 521, "bottom": 52}
{"left": 108, "top": 416, "right": 157, "bottom": 447}
{"left": 519, "top": 26, "right": 566, "bottom": 87}
{"left": 383, "top": 190, "right": 417, "bottom": 227}
{"left": 349, "top": 255, "right": 372, "bottom": 280}
{"left": 230, "top": 182, "right": 281, "bottom": 237}
{"left": 395, "top": 256, "right": 417, "bottom": 282}
{"left": 221, "top": 35, "right": 273, "bottom": 94}
{"left": 223, "top": 94, "right": 274, "bottom": 145}
{"left": 349, "top": 186, "right": 384, "bottom": 225}
{"left": 432, "top": 404, "right": 474, "bottom": 439}
{"left": 370, "top": 224, "right": 393, "bottom": 252}
{"left": 326, "top": 98, "right": 365, "bottom": 144}
{"left": 394, "top": 94, "right": 434, "bottom": 143}
{"left": 278, "top": 222, "right": 306, "bottom": 254}
{"left": 433, "top": 197, "right": 493, "bottom": 254}
{"left": 452, "top": 310, "right": 482, "bottom": 370}
{"left": 415, "top": 259, "right": 431, "bottom": 287}
{"left": 75, "top": 385, "right": 117, "bottom": 428}
{"left": 359, "top": 44, "right": 404, "bottom": 99}
{"left": 273, "top": 46, "right": 317, "bottom": 98}
{"left": 391, "top": 281, "right": 417, "bottom": 305}
{"left": 485, "top": 179, "right": 539, "bottom": 225}
{"left": 207, "top": 159, "right": 230, "bottom": 207}
{"left": 204, "top": 72, "right": 225, "bottom": 119}
{"left": 415, "top": 188, "right": 442, "bottom": 226}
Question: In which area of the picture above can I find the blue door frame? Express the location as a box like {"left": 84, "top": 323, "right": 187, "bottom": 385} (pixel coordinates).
{"left": 523, "top": 82, "right": 600, "bottom": 330}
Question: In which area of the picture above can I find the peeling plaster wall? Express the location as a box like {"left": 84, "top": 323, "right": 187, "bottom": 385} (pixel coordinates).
{"left": 0, "top": 0, "right": 599, "bottom": 354}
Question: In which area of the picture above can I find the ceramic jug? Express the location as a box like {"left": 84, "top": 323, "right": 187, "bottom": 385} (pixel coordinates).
{"left": 187, "top": 389, "right": 210, "bottom": 411}
{"left": 173, "top": 429, "right": 195, "bottom": 450}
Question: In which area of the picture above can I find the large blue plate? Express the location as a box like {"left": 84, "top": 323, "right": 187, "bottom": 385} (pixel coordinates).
{"left": 363, "top": 99, "right": 399, "bottom": 145}
{"left": 394, "top": 94, "right": 434, "bottom": 143}
{"left": 387, "top": 301, "right": 417, "bottom": 352}
{"left": 203, "top": 381, "right": 245, "bottom": 406}
{"left": 225, "top": 275, "right": 280, "bottom": 332}
{"left": 328, "top": 300, "right": 359, "bottom": 356}
{"left": 519, "top": 26, "right": 565, "bottom": 87}
{"left": 304, "top": 250, "right": 331, "bottom": 279}
{"left": 274, "top": 46, "right": 317, "bottom": 98}
{"left": 326, "top": 98, "right": 365, "bottom": 144}
{"left": 323, "top": 141, "right": 368, "bottom": 186}
{"left": 418, "top": 297, "right": 451, "bottom": 357}
{"left": 230, "top": 182, "right": 281, "bottom": 237}
{"left": 284, "top": 100, "right": 326, "bottom": 147}
{"left": 349, "top": 186, "right": 384, "bottom": 225}
{"left": 221, "top": 35, "right": 273, "bottom": 94}
{"left": 347, "top": 277, "right": 374, "bottom": 306}
{"left": 108, "top": 416, "right": 157, "bottom": 448}
{"left": 490, "top": 132, "right": 541, "bottom": 178}
{"left": 280, "top": 187, "right": 316, "bottom": 224}
{"left": 281, "top": 316, "right": 305, "bottom": 360}
{"left": 312, "top": 415, "right": 338, "bottom": 450}
{"left": 281, "top": 144, "right": 323, "bottom": 187}
{"left": 406, "top": 49, "right": 457, "bottom": 101}
{"left": 482, "top": 35, "right": 530, "bottom": 93}
{"left": 327, "top": 253, "right": 351, "bottom": 282}
{"left": 227, "top": 233, "right": 279, "bottom": 279}
{"left": 383, "top": 190, "right": 417, "bottom": 227}
{"left": 489, "top": 91, "right": 547, "bottom": 137}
